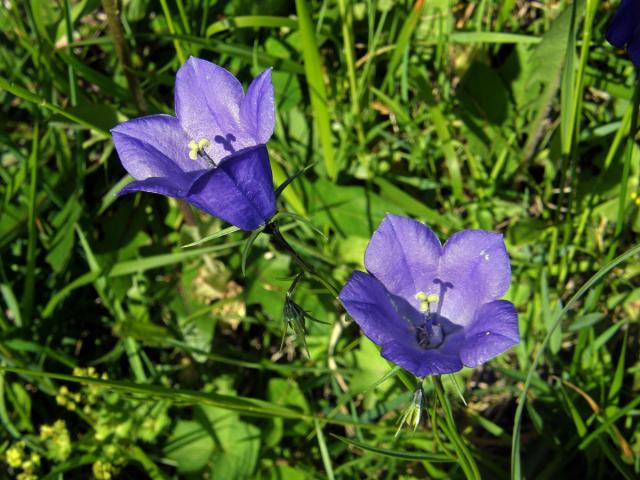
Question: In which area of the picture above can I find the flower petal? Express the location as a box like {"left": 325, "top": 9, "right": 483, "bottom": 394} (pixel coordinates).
{"left": 118, "top": 175, "right": 194, "bottom": 198}
{"left": 240, "top": 68, "right": 275, "bottom": 144}
{"left": 364, "top": 214, "right": 442, "bottom": 307}
{"left": 111, "top": 114, "right": 205, "bottom": 180}
{"left": 380, "top": 339, "right": 463, "bottom": 376}
{"left": 185, "top": 145, "right": 276, "bottom": 230}
{"left": 628, "top": 25, "right": 640, "bottom": 67}
{"left": 460, "top": 300, "right": 519, "bottom": 368}
{"left": 339, "top": 271, "right": 413, "bottom": 345}
{"left": 606, "top": 0, "right": 639, "bottom": 47}
{"left": 437, "top": 230, "right": 511, "bottom": 327}
{"left": 175, "top": 57, "right": 255, "bottom": 163}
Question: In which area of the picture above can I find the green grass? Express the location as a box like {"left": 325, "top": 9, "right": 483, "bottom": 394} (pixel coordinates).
{"left": 1, "top": 1, "right": 639, "bottom": 479}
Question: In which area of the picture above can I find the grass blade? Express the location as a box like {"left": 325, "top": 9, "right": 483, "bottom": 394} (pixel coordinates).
{"left": 332, "top": 434, "right": 454, "bottom": 462}
{"left": 511, "top": 242, "right": 640, "bottom": 480}
{"left": 21, "top": 123, "right": 38, "bottom": 326}
{"left": 315, "top": 420, "right": 336, "bottom": 480}
{"left": 295, "top": 0, "right": 336, "bottom": 180}
{"left": 181, "top": 226, "right": 241, "bottom": 248}
{"left": 382, "top": 0, "right": 424, "bottom": 91}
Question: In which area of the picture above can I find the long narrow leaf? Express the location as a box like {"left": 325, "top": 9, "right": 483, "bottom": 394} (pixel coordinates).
{"left": 295, "top": 0, "right": 336, "bottom": 180}
{"left": 511, "top": 243, "right": 640, "bottom": 480}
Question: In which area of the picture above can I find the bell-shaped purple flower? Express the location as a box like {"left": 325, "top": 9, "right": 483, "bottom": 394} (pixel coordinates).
{"left": 339, "top": 214, "right": 519, "bottom": 377}
{"left": 606, "top": 0, "right": 640, "bottom": 68}
{"left": 111, "top": 57, "right": 277, "bottom": 231}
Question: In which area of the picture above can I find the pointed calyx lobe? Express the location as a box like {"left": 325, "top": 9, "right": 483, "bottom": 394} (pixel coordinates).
{"left": 111, "top": 57, "right": 276, "bottom": 230}
{"left": 339, "top": 214, "right": 519, "bottom": 376}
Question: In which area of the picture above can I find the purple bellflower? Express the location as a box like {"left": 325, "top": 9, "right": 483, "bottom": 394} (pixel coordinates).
{"left": 606, "top": 0, "right": 640, "bottom": 68}
{"left": 111, "top": 57, "right": 277, "bottom": 231}
{"left": 339, "top": 214, "right": 519, "bottom": 377}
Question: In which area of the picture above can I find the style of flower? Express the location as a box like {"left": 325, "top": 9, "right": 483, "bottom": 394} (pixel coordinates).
{"left": 112, "top": 57, "right": 277, "bottom": 230}
{"left": 606, "top": 0, "right": 640, "bottom": 68}
{"left": 339, "top": 214, "right": 519, "bottom": 377}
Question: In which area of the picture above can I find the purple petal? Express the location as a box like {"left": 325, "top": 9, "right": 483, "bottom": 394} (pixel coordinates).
{"left": 240, "top": 68, "right": 275, "bottom": 144}
{"left": 186, "top": 145, "right": 276, "bottom": 231}
{"left": 111, "top": 115, "right": 206, "bottom": 179}
{"left": 364, "top": 214, "right": 442, "bottom": 308}
{"left": 628, "top": 26, "right": 640, "bottom": 67}
{"left": 437, "top": 230, "right": 511, "bottom": 328}
{"left": 381, "top": 339, "right": 463, "bottom": 376}
{"left": 606, "top": 0, "right": 639, "bottom": 47}
{"left": 175, "top": 57, "right": 255, "bottom": 164}
{"left": 339, "top": 271, "right": 414, "bottom": 345}
{"left": 118, "top": 175, "right": 195, "bottom": 197}
{"left": 460, "top": 300, "right": 519, "bottom": 368}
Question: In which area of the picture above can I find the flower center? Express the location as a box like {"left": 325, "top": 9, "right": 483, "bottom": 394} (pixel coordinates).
{"left": 416, "top": 313, "right": 445, "bottom": 349}
{"left": 414, "top": 291, "right": 448, "bottom": 350}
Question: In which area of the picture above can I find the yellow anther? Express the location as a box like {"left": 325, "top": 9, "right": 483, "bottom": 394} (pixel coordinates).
{"left": 416, "top": 292, "right": 439, "bottom": 313}
{"left": 426, "top": 293, "right": 439, "bottom": 304}
{"left": 188, "top": 141, "right": 199, "bottom": 160}
{"left": 189, "top": 138, "right": 210, "bottom": 160}
{"left": 631, "top": 191, "right": 638, "bottom": 200}
{"left": 635, "top": 197, "right": 640, "bottom": 206}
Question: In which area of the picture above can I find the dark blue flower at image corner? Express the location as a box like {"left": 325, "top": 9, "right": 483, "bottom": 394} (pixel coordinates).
{"left": 339, "top": 214, "right": 520, "bottom": 377}
{"left": 111, "top": 57, "right": 277, "bottom": 231}
{"left": 606, "top": 0, "right": 640, "bottom": 68}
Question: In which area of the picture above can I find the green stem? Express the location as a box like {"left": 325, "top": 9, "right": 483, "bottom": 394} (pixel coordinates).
{"left": 158, "top": 0, "right": 186, "bottom": 64}
{"left": 337, "top": 0, "right": 365, "bottom": 146}
{"left": 102, "top": 0, "right": 148, "bottom": 113}
{"left": 0, "top": 373, "right": 20, "bottom": 438}
{"left": 433, "top": 376, "right": 481, "bottom": 480}
{"left": 63, "top": 0, "right": 77, "bottom": 106}
{"left": 123, "top": 337, "right": 147, "bottom": 383}
{"left": 559, "top": 0, "right": 597, "bottom": 286}
{"left": 613, "top": 74, "right": 640, "bottom": 240}
{"left": 587, "top": 72, "right": 640, "bottom": 310}
{"left": 265, "top": 222, "right": 340, "bottom": 297}
{"left": 22, "top": 122, "right": 38, "bottom": 327}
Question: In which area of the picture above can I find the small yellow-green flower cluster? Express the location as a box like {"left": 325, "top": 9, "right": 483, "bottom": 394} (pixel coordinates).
{"left": 93, "top": 459, "right": 116, "bottom": 480}
{"left": 5, "top": 442, "right": 24, "bottom": 468}
{"left": 4, "top": 441, "right": 41, "bottom": 480}
{"left": 55, "top": 385, "right": 81, "bottom": 411}
{"left": 56, "top": 367, "right": 108, "bottom": 413}
{"left": 40, "top": 419, "right": 72, "bottom": 462}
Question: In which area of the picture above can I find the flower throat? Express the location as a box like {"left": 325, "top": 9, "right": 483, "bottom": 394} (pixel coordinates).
{"left": 414, "top": 292, "right": 445, "bottom": 350}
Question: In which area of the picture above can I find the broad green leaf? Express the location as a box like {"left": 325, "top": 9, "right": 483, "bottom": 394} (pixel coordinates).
{"left": 164, "top": 420, "right": 215, "bottom": 474}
